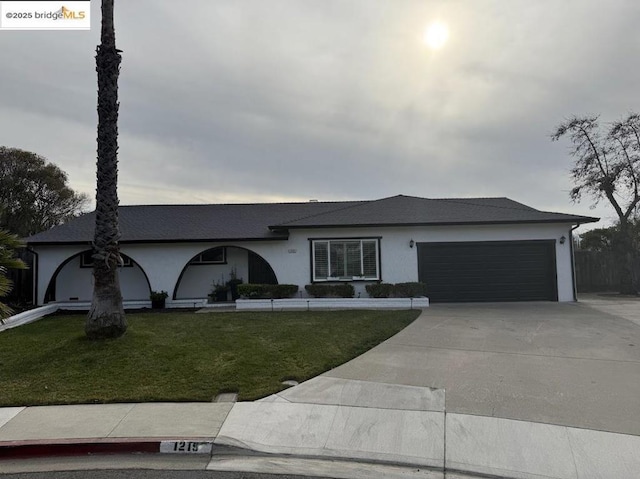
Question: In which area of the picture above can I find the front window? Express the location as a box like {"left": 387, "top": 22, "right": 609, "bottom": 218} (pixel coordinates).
{"left": 312, "top": 239, "right": 379, "bottom": 281}
{"left": 190, "top": 247, "right": 226, "bottom": 265}
{"left": 80, "top": 251, "right": 132, "bottom": 268}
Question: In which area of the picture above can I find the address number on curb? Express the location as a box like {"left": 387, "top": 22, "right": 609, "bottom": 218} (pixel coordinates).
{"left": 160, "top": 441, "right": 213, "bottom": 454}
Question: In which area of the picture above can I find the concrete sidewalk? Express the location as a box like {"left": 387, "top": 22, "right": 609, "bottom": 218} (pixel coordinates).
{"left": 1, "top": 301, "right": 640, "bottom": 478}
{"left": 1, "top": 380, "right": 639, "bottom": 478}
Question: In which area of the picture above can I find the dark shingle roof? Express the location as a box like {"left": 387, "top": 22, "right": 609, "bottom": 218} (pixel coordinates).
{"left": 25, "top": 195, "right": 598, "bottom": 245}
{"left": 25, "top": 201, "right": 362, "bottom": 244}
{"left": 275, "top": 195, "right": 597, "bottom": 228}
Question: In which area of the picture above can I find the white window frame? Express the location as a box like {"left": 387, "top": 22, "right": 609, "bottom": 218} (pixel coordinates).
{"left": 311, "top": 238, "right": 380, "bottom": 282}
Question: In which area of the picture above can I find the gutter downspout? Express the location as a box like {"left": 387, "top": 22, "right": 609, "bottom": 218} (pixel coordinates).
{"left": 569, "top": 224, "right": 581, "bottom": 302}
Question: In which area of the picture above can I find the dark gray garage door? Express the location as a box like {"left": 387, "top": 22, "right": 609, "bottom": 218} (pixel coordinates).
{"left": 417, "top": 240, "right": 558, "bottom": 302}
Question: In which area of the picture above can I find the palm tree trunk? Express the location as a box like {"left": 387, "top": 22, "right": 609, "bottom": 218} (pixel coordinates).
{"left": 86, "top": 0, "right": 126, "bottom": 339}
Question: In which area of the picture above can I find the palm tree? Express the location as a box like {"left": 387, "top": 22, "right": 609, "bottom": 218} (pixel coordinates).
{"left": 86, "top": 0, "right": 127, "bottom": 339}
{"left": 0, "top": 230, "right": 26, "bottom": 323}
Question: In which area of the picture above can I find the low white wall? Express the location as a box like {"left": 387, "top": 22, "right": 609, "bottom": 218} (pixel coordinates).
{"left": 0, "top": 304, "right": 60, "bottom": 332}
{"left": 236, "top": 297, "right": 429, "bottom": 310}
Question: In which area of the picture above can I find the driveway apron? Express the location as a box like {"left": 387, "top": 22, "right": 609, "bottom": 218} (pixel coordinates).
{"left": 323, "top": 301, "right": 640, "bottom": 436}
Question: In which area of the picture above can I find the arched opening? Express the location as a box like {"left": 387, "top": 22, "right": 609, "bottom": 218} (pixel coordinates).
{"left": 173, "top": 246, "right": 277, "bottom": 300}
{"left": 44, "top": 250, "right": 151, "bottom": 303}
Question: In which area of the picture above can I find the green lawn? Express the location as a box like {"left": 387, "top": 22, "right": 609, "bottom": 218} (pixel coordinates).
{"left": 0, "top": 310, "right": 418, "bottom": 406}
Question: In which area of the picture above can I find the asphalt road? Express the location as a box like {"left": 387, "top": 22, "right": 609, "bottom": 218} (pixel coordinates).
{"left": 0, "top": 471, "right": 314, "bottom": 479}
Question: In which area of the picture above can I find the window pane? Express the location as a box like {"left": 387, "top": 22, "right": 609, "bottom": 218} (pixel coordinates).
{"left": 345, "top": 241, "right": 362, "bottom": 276}
{"left": 314, "top": 242, "right": 328, "bottom": 279}
{"left": 330, "top": 242, "right": 345, "bottom": 277}
{"left": 362, "top": 240, "right": 377, "bottom": 278}
{"left": 200, "top": 248, "right": 225, "bottom": 263}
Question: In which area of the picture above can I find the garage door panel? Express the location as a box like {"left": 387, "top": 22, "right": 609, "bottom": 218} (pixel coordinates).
{"left": 417, "top": 240, "right": 557, "bottom": 302}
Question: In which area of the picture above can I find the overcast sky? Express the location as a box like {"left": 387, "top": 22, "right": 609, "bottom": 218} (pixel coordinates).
{"left": 1, "top": 0, "right": 638, "bottom": 232}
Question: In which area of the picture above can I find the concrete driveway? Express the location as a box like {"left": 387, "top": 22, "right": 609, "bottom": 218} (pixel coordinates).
{"left": 324, "top": 299, "right": 640, "bottom": 436}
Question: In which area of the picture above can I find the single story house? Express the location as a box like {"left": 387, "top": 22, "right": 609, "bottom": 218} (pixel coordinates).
{"left": 25, "top": 194, "right": 598, "bottom": 304}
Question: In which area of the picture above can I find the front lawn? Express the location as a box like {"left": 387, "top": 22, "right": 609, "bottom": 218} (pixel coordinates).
{"left": 0, "top": 310, "right": 418, "bottom": 406}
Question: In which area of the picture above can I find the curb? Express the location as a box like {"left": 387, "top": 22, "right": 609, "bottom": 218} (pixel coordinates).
{"left": 0, "top": 438, "right": 214, "bottom": 459}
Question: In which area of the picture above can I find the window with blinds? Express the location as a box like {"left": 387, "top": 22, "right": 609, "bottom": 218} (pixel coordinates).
{"left": 312, "top": 239, "right": 379, "bottom": 281}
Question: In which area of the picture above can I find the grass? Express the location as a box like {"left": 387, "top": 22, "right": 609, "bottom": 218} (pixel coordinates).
{"left": 0, "top": 309, "right": 419, "bottom": 406}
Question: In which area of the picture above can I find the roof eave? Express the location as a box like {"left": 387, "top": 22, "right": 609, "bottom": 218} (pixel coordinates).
{"left": 27, "top": 236, "right": 290, "bottom": 246}
{"left": 272, "top": 217, "right": 600, "bottom": 230}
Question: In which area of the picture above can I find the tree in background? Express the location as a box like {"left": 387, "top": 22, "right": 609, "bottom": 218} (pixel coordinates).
{"left": 579, "top": 223, "right": 640, "bottom": 253}
{"left": 553, "top": 113, "right": 640, "bottom": 294}
{"left": 0, "top": 230, "right": 27, "bottom": 323}
{"left": 0, "top": 147, "right": 89, "bottom": 238}
{"left": 86, "top": 0, "right": 127, "bottom": 339}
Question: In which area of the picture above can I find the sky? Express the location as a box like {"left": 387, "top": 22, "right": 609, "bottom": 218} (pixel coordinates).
{"left": 1, "top": 0, "right": 639, "bottom": 234}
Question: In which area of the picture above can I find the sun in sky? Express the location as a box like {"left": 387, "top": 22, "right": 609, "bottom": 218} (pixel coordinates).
{"left": 423, "top": 21, "right": 450, "bottom": 50}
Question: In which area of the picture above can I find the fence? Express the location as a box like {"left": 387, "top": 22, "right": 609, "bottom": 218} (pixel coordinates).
{"left": 574, "top": 250, "right": 640, "bottom": 292}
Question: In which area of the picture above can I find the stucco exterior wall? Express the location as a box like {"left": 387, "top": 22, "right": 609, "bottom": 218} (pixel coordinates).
{"left": 32, "top": 222, "right": 576, "bottom": 304}
{"left": 272, "top": 223, "right": 575, "bottom": 302}
{"left": 32, "top": 246, "right": 151, "bottom": 303}
{"left": 54, "top": 254, "right": 150, "bottom": 301}
{"left": 175, "top": 247, "right": 249, "bottom": 299}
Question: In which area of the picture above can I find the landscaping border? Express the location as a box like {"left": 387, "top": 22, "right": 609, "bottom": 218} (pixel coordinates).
{"left": 236, "top": 297, "right": 429, "bottom": 311}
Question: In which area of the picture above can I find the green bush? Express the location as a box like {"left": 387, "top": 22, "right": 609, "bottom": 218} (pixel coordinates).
{"left": 237, "top": 284, "right": 298, "bottom": 299}
{"left": 305, "top": 283, "right": 355, "bottom": 298}
{"left": 365, "top": 283, "right": 394, "bottom": 298}
{"left": 365, "top": 282, "right": 427, "bottom": 298}
{"left": 271, "top": 284, "right": 299, "bottom": 299}
{"left": 392, "top": 282, "right": 428, "bottom": 297}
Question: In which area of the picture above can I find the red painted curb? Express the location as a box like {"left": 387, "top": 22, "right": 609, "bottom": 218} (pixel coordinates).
{"left": 0, "top": 441, "right": 160, "bottom": 459}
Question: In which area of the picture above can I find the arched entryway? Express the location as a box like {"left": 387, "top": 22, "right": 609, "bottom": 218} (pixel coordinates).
{"left": 173, "top": 246, "right": 277, "bottom": 300}
{"left": 44, "top": 250, "right": 151, "bottom": 303}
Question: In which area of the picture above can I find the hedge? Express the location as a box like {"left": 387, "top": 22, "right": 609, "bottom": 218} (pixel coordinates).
{"left": 237, "top": 284, "right": 299, "bottom": 299}
{"left": 365, "top": 282, "right": 427, "bottom": 298}
{"left": 304, "top": 283, "right": 355, "bottom": 298}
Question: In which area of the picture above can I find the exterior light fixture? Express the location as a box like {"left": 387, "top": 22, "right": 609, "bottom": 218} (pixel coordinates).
{"left": 409, "top": 239, "right": 415, "bottom": 248}
{"left": 559, "top": 236, "right": 566, "bottom": 245}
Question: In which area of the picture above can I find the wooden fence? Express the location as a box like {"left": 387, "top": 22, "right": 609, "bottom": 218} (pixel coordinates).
{"left": 574, "top": 250, "right": 640, "bottom": 292}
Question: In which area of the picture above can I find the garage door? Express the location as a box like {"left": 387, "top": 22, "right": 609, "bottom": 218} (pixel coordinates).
{"left": 417, "top": 240, "right": 557, "bottom": 302}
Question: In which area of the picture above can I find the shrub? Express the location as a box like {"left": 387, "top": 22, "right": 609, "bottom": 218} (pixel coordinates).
{"left": 365, "top": 283, "right": 393, "bottom": 298}
{"left": 149, "top": 290, "right": 168, "bottom": 301}
{"left": 305, "top": 283, "right": 355, "bottom": 298}
{"left": 237, "top": 284, "right": 299, "bottom": 299}
{"left": 237, "top": 284, "right": 268, "bottom": 299}
{"left": 271, "top": 284, "right": 299, "bottom": 299}
{"left": 393, "top": 282, "right": 428, "bottom": 297}
{"left": 365, "top": 282, "right": 427, "bottom": 298}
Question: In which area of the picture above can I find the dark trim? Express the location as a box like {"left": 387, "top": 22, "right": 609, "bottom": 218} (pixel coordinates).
{"left": 274, "top": 218, "right": 599, "bottom": 230}
{"left": 569, "top": 225, "right": 580, "bottom": 301}
{"left": 308, "top": 238, "right": 314, "bottom": 285}
{"left": 43, "top": 250, "right": 151, "bottom": 303}
{"left": 307, "top": 236, "right": 383, "bottom": 241}
{"left": 26, "top": 247, "right": 39, "bottom": 306}
{"left": 172, "top": 245, "right": 278, "bottom": 301}
{"left": 27, "top": 237, "right": 289, "bottom": 247}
